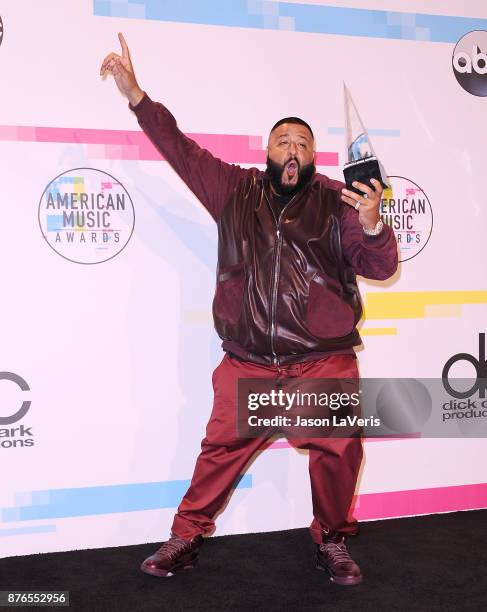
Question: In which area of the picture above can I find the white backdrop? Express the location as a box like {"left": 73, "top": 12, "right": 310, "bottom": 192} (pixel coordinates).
{"left": 1, "top": 0, "right": 486, "bottom": 558}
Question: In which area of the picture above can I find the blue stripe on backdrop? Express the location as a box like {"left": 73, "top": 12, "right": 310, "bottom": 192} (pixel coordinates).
{"left": 328, "top": 127, "right": 401, "bottom": 137}
{"left": 93, "top": 0, "right": 487, "bottom": 43}
{"left": 1, "top": 475, "right": 252, "bottom": 522}
{"left": 0, "top": 525, "right": 57, "bottom": 537}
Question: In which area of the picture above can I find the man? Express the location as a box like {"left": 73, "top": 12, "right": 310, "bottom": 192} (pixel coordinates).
{"left": 101, "top": 33, "right": 398, "bottom": 586}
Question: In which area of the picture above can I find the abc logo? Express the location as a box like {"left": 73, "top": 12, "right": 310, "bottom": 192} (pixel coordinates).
{"left": 452, "top": 30, "right": 487, "bottom": 96}
{"left": 454, "top": 46, "right": 487, "bottom": 74}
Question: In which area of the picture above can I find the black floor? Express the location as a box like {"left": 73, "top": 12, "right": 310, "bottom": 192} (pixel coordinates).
{"left": 1, "top": 509, "right": 486, "bottom": 611}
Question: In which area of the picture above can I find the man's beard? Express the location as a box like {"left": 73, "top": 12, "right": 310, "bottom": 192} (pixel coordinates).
{"left": 265, "top": 155, "right": 316, "bottom": 196}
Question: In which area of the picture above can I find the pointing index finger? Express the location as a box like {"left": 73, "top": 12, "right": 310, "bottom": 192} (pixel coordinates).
{"left": 118, "top": 32, "right": 129, "bottom": 59}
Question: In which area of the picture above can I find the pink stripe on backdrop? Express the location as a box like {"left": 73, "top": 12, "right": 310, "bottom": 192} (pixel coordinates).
{"left": 0, "top": 125, "right": 338, "bottom": 166}
{"left": 352, "top": 482, "right": 487, "bottom": 520}
{"left": 265, "top": 440, "right": 487, "bottom": 517}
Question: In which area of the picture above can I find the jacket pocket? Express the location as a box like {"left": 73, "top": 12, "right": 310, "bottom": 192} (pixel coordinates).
{"left": 306, "top": 272, "right": 355, "bottom": 339}
{"left": 213, "top": 262, "right": 246, "bottom": 325}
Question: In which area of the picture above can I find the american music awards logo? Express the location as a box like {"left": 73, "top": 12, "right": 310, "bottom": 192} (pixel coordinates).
{"left": 38, "top": 168, "right": 135, "bottom": 265}
{"left": 380, "top": 176, "right": 433, "bottom": 263}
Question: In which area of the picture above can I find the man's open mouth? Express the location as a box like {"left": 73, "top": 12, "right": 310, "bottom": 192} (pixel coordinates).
{"left": 286, "top": 160, "right": 299, "bottom": 178}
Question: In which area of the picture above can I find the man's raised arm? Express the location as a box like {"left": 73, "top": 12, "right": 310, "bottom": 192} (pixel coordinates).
{"left": 100, "top": 33, "right": 251, "bottom": 222}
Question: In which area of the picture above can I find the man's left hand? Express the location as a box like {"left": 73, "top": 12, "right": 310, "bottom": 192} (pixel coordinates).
{"left": 341, "top": 179, "right": 383, "bottom": 230}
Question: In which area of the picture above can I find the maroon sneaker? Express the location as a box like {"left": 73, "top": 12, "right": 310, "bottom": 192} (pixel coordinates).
{"left": 316, "top": 531, "right": 363, "bottom": 586}
{"left": 140, "top": 534, "right": 203, "bottom": 577}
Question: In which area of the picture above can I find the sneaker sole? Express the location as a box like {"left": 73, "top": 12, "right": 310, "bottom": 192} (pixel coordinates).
{"left": 140, "top": 560, "right": 197, "bottom": 578}
{"left": 316, "top": 562, "right": 363, "bottom": 586}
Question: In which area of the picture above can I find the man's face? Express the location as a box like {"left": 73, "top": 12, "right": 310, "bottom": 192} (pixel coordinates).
{"left": 266, "top": 123, "right": 315, "bottom": 194}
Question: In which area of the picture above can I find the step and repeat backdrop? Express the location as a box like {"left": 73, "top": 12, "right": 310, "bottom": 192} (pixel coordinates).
{"left": 1, "top": 1, "right": 486, "bottom": 557}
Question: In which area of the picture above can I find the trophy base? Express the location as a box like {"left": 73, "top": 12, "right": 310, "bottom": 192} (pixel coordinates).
{"left": 343, "top": 157, "right": 388, "bottom": 196}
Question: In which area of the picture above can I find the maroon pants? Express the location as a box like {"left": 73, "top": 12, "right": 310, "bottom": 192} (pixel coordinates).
{"left": 171, "top": 353, "right": 363, "bottom": 544}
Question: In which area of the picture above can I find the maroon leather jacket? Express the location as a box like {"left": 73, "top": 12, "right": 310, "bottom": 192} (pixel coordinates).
{"left": 131, "top": 94, "right": 398, "bottom": 366}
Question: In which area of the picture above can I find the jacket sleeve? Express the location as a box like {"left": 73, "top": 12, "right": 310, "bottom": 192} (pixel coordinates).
{"left": 316, "top": 174, "right": 398, "bottom": 280}
{"left": 129, "top": 92, "right": 252, "bottom": 222}
{"left": 340, "top": 200, "right": 398, "bottom": 280}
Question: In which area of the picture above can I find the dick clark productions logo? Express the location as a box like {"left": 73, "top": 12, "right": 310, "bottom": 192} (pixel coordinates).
{"left": 0, "top": 372, "right": 34, "bottom": 449}
{"left": 38, "top": 168, "right": 135, "bottom": 264}
{"left": 452, "top": 30, "right": 487, "bottom": 97}
{"left": 442, "top": 333, "right": 487, "bottom": 399}
{"left": 0, "top": 373, "right": 30, "bottom": 425}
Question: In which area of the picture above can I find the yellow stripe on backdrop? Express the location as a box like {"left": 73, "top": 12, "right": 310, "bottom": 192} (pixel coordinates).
{"left": 182, "top": 292, "right": 487, "bottom": 338}
{"left": 363, "top": 291, "right": 487, "bottom": 320}
{"left": 360, "top": 328, "right": 397, "bottom": 336}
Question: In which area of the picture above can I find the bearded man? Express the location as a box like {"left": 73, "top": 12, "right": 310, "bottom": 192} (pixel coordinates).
{"left": 101, "top": 33, "right": 398, "bottom": 586}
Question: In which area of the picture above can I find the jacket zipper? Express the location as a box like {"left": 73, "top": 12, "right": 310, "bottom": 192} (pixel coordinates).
{"left": 263, "top": 187, "right": 298, "bottom": 366}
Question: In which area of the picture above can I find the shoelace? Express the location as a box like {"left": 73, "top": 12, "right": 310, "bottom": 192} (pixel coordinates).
{"left": 156, "top": 536, "right": 190, "bottom": 560}
{"left": 319, "top": 540, "right": 353, "bottom": 565}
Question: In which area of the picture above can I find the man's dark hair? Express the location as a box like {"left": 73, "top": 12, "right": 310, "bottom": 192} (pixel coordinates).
{"left": 270, "top": 117, "right": 314, "bottom": 139}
